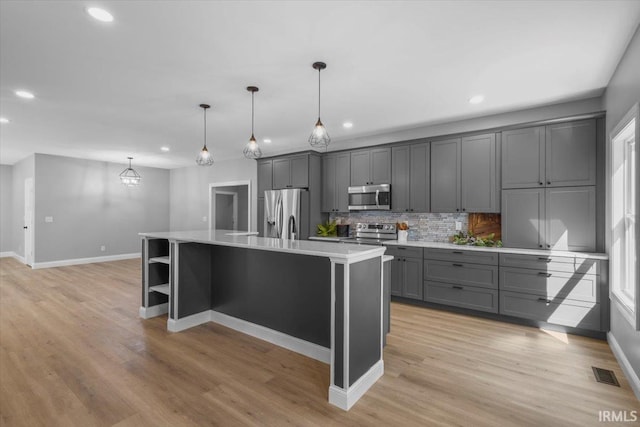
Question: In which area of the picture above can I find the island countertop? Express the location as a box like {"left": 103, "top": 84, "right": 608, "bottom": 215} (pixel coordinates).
{"left": 139, "top": 230, "right": 386, "bottom": 261}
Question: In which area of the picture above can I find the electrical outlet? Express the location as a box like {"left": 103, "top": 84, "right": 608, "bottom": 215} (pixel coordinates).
{"left": 455, "top": 221, "right": 462, "bottom": 231}
{"left": 202, "top": 216, "right": 207, "bottom": 222}
{"left": 44, "top": 216, "right": 53, "bottom": 223}
{"left": 100, "top": 245, "right": 106, "bottom": 252}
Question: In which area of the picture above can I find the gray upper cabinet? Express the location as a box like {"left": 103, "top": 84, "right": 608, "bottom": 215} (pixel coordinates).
{"left": 430, "top": 138, "right": 460, "bottom": 213}
{"left": 272, "top": 155, "right": 309, "bottom": 189}
{"left": 502, "top": 186, "right": 596, "bottom": 251}
{"left": 431, "top": 134, "right": 498, "bottom": 213}
{"left": 322, "top": 153, "right": 350, "bottom": 212}
{"left": 392, "top": 142, "right": 430, "bottom": 212}
{"left": 350, "top": 147, "right": 391, "bottom": 186}
{"left": 460, "top": 133, "right": 498, "bottom": 212}
{"left": 502, "top": 120, "right": 596, "bottom": 189}
{"left": 257, "top": 160, "right": 273, "bottom": 196}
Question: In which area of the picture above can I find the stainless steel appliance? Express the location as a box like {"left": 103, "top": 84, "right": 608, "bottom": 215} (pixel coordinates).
{"left": 264, "top": 189, "right": 307, "bottom": 240}
{"left": 351, "top": 222, "right": 397, "bottom": 245}
{"left": 348, "top": 184, "right": 391, "bottom": 211}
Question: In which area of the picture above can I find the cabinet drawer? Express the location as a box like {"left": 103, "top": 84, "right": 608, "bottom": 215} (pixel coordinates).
{"left": 500, "top": 291, "right": 601, "bottom": 331}
{"left": 500, "top": 267, "right": 599, "bottom": 303}
{"left": 386, "top": 246, "right": 423, "bottom": 259}
{"left": 499, "top": 253, "right": 600, "bottom": 275}
{"left": 424, "top": 260, "right": 498, "bottom": 289}
{"left": 424, "top": 281, "right": 498, "bottom": 313}
{"left": 424, "top": 248, "right": 499, "bottom": 265}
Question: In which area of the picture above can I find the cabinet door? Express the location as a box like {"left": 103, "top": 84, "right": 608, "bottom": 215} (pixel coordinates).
{"left": 461, "top": 133, "right": 498, "bottom": 212}
{"left": 257, "top": 160, "right": 273, "bottom": 195}
{"left": 392, "top": 146, "right": 410, "bottom": 212}
{"left": 502, "top": 188, "right": 545, "bottom": 249}
{"left": 257, "top": 197, "right": 265, "bottom": 237}
{"left": 545, "top": 120, "right": 596, "bottom": 187}
{"left": 431, "top": 138, "right": 460, "bottom": 212}
{"left": 403, "top": 257, "right": 423, "bottom": 300}
{"left": 501, "top": 127, "right": 545, "bottom": 189}
{"left": 335, "top": 153, "right": 350, "bottom": 212}
{"left": 350, "top": 150, "right": 371, "bottom": 186}
{"left": 390, "top": 258, "right": 403, "bottom": 297}
{"left": 546, "top": 186, "right": 596, "bottom": 251}
{"left": 272, "top": 158, "right": 291, "bottom": 189}
{"left": 290, "top": 155, "right": 309, "bottom": 188}
{"left": 371, "top": 147, "right": 391, "bottom": 184}
{"left": 321, "top": 155, "right": 336, "bottom": 212}
{"left": 410, "top": 143, "right": 430, "bottom": 212}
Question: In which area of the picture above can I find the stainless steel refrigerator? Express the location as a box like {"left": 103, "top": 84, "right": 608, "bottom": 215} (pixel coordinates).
{"left": 263, "top": 189, "right": 309, "bottom": 240}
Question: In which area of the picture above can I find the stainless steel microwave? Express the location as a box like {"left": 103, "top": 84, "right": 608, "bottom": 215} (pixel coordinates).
{"left": 348, "top": 184, "right": 391, "bottom": 211}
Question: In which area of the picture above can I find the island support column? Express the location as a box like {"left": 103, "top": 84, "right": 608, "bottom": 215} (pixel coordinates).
{"left": 328, "top": 254, "right": 384, "bottom": 410}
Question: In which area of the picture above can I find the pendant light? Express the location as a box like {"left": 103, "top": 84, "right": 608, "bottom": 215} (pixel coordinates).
{"left": 196, "top": 103, "right": 214, "bottom": 166}
{"left": 308, "top": 61, "right": 330, "bottom": 149}
{"left": 243, "top": 86, "right": 263, "bottom": 159}
{"left": 119, "top": 157, "right": 141, "bottom": 186}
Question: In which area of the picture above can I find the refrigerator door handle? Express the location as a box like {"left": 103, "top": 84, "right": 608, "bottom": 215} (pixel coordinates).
{"left": 276, "top": 198, "right": 284, "bottom": 238}
{"left": 375, "top": 189, "right": 380, "bottom": 208}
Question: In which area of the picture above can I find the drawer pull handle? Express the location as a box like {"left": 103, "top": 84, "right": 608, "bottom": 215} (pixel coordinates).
{"left": 452, "top": 251, "right": 463, "bottom": 254}
{"left": 537, "top": 257, "right": 552, "bottom": 262}
{"left": 452, "top": 263, "right": 464, "bottom": 267}
{"left": 537, "top": 272, "right": 552, "bottom": 277}
{"left": 452, "top": 286, "right": 464, "bottom": 290}
{"left": 397, "top": 247, "right": 406, "bottom": 250}
{"left": 537, "top": 297, "right": 552, "bottom": 303}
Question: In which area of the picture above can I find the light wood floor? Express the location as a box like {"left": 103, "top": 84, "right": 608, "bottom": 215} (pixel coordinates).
{"left": 1, "top": 257, "right": 638, "bottom": 426}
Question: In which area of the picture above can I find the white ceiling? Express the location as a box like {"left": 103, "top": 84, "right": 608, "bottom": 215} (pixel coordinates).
{"left": 1, "top": 1, "right": 639, "bottom": 169}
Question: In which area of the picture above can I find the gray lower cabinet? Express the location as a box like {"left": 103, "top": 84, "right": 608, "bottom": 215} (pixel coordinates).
{"left": 257, "top": 159, "right": 273, "bottom": 195}
{"left": 502, "top": 186, "right": 596, "bottom": 251}
{"left": 322, "top": 152, "right": 350, "bottom": 212}
{"left": 424, "top": 260, "right": 498, "bottom": 290}
{"left": 424, "top": 281, "right": 499, "bottom": 314}
{"left": 387, "top": 246, "right": 423, "bottom": 300}
{"left": 350, "top": 147, "right": 391, "bottom": 186}
{"left": 392, "top": 142, "right": 429, "bottom": 212}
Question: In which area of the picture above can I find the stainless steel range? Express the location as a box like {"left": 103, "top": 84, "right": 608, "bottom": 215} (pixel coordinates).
{"left": 351, "top": 222, "right": 397, "bottom": 245}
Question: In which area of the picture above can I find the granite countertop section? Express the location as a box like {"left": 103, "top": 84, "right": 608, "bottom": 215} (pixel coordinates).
{"left": 384, "top": 240, "right": 609, "bottom": 260}
{"left": 140, "top": 230, "right": 385, "bottom": 261}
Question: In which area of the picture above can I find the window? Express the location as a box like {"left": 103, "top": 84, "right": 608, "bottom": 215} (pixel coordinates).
{"left": 610, "top": 103, "right": 639, "bottom": 329}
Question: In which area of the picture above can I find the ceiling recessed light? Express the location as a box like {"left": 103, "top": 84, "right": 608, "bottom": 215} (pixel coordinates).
{"left": 343, "top": 122, "right": 353, "bottom": 129}
{"left": 161, "top": 146, "right": 170, "bottom": 152}
{"left": 87, "top": 7, "right": 114, "bottom": 22}
{"left": 15, "top": 90, "right": 35, "bottom": 99}
{"left": 263, "top": 139, "right": 272, "bottom": 144}
{"left": 468, "top": 95, "right": 484, "bottom": 104}
{"left": 0, "top": 117, "right": 9, "bottom": 124}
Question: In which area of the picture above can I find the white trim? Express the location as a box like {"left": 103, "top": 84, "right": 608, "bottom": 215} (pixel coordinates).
{"left": 608, "top": 332, "right": 640, "bottom": 401}
{"left": 330, "top": 261, "right": 336, "bottom": 387}
{"left": 0, "top": 251, "right": 16, "bottom": 258}
{"left": 343, "top": 263, "right": 350, "bottom": 390}
{"left": 328, "top": 360, "right": 384, "bottom": 410}
{"left": 139, "top": 303, "right": 168, "bottom": 319}
{"left": 31, "top": 252, "right": 140, "bottom": 269}
{"left": 167, "top": 310, "right": 211, "bottom": 332}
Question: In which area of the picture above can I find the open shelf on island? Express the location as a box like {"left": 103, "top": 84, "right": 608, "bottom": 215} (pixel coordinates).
{"left": 149, "top": 284, "right": 170, "bottom": 295}
{"left": 149, "top": 256, "right": 170, "bottom": 264}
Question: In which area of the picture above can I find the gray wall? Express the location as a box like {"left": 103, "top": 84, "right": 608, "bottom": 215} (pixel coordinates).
{"left": 11, "top": 155, "right": 34, "bottom": 259}
{"left": 0, "top": 165, "right": 13, "bottom": 253}
{"left": 603, "top": 24, "right": 640, "bottom": 381}
{"left": 215, "top": 185, "right": 248, "bottom": 231}
{"left": 33, "top": 154, "right": 170, "bottom": 263}
{"left": 170, "top": 158, "right": 257, "bottom": 232}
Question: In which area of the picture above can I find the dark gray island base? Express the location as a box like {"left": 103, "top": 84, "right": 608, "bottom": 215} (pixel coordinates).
{"left": 139, "top": 230, "right": 386, "bottom": 410}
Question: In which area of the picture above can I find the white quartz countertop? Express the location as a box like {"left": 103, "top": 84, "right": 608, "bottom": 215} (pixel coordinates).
{"left": 384, "top": 240, "right": 609, "bottom": 260}
{"left": 139, "top": 230, "right": 386, "bottom": 261}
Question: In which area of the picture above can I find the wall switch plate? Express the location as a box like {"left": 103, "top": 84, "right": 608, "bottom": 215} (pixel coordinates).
{"left": 455, "top": 221, "right": 462, "bottom": 231}
{"left": 100, "top": 245, "right": 106, "bottom": 252}
{"left": 202, "top": 216, "right": 207, "bottom": 222}
{"left": 44, "top": 216, "right": 53, "bottom": 223}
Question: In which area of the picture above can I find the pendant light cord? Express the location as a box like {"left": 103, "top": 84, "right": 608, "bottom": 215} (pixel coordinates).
{"left": 203, "top": 107, "right": 207, "bottom": 149}
{"left": 317, "top": 68, "right": 321, "bottom": 120}
{"left": 252, "top": 91, "right": 255, "bottom": 135}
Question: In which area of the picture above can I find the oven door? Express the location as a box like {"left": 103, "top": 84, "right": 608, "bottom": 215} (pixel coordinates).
{"left": 348, "top": 184, "right": 391, "bottom": 210}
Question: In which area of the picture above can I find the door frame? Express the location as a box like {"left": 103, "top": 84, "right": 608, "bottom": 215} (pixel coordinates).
{"left": 24, "top": 177, "right": 34, "bottom": 266}
{"left": 208, "top": 180, "right": 252, "bottom": 232}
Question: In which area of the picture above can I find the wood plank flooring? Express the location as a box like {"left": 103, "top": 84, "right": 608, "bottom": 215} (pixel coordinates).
{"left": 1, "top": 257, "right": 638, "bottom": 426}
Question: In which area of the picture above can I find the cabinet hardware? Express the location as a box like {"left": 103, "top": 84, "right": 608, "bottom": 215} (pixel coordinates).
{"left": 539, "top": 182, "right": 543, "bottom": 185}
{"left": 452, "top": 285, "right": 464, "bottom": 290}
{"left": 397, "top": 247, "right": 406, "bottom": 250}
{"left": 537, "top": 297, "right": 552, "bottom": 303}
{"left": 452, "top": 263, "right": 464, "bottom": 267}
{"left": 546, "top": 244, "right": 551, "bottom": 248}
{"left": 537, "top": 257, "right": 552, "bottom": 262}
{"left": 539, "top": 245, "right": 543, "bottom": 248}
{"left": 537, "top": 272, "right": 552, "bottom": 277}
{"left": 547, "top": 181, "right": 551, "bottom": 185}
{"left": 462, "top": 208, "right": 466, "bottom": 212}
{"left": 456, "top": 208, "right": 459, "bottom": 212}
{"left": 452, "top": 251, "right": 463, "bottom": 254}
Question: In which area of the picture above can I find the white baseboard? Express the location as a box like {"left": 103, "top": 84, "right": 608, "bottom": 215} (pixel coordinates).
{"left": 329, "top": 360, "right": 384, "bottom": 410}
{"left": 139, "top": 303, "right": 168, "bottom": 319}
{"left": 32, "top": 253, "right": 140, "bottom": 269}
{"left": 209, "top": 310, "right": 331, "bottom": 364}
{"left": 0, "top": 251, "right": 15, "bottom": 258}
{"left": 167, "top": 311, "right": 212, "bottom": 332}
{"left": 608, "top": 332, "right": 640, "bottom": 400}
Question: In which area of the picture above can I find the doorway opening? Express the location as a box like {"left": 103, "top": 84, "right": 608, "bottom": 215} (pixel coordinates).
{"left": 209, "top": 181, "right": 252, "bottom": 233}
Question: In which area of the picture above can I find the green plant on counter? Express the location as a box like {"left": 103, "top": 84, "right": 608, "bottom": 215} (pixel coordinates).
{"left": 316, "top": 220, "right": 337, "bottom": 237}
{"left": 452, "top": 231, "right": 502, "bottom": 247}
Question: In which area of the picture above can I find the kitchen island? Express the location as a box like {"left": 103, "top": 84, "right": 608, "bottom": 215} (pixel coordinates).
{"left": 139, "top": 230, "right": 386, "bottom": 410}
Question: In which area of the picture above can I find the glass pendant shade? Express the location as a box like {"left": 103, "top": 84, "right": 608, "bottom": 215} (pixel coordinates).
{"left": 243, "top": 86, "right": 262, "bottom": 159}
{"left": 119, "top": 157, "right": 141, "bottom": 186}
{"left": 309, "top": 61, "right": 330, "bottom": 149}
{"left": 196, "top": 103, "right": 214, "bottom": 166}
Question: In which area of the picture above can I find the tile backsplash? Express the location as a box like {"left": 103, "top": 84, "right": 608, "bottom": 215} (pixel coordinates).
{"left": 329, "top": 212, "right": 469, "bottom": 242}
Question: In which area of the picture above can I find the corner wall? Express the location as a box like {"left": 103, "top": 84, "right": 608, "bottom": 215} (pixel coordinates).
{"left": 11, "top": 155, "right": 34, "bottom": 260}
{"left": 603, "top": 23, "right": 640, "bottom": 393}
{"left": 0, "top": 165, "right": 13, "bottom": 254}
